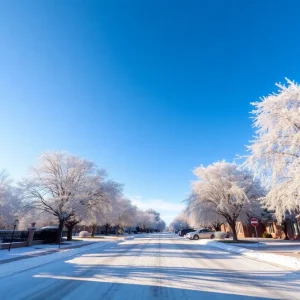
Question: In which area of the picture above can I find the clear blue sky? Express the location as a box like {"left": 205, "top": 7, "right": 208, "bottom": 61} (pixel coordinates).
{"left": 1, "top": 1, "right": 300, "bottom": 224}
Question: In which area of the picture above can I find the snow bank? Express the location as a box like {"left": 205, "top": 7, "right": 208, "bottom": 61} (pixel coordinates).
{"left": 0, "top": 240, "right": 120, "bottom": 278}
{"left": 201, "top": 240, "right": 300, "bottom": 270}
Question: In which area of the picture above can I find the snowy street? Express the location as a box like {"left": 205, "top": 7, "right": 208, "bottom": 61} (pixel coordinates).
{"left": 0, "top": 234, "right": 299, "bottom": 299}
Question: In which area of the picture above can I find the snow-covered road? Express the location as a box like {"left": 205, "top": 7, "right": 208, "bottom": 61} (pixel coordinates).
{"left": 0, "top": 233, "right": 299, "bottom": 299}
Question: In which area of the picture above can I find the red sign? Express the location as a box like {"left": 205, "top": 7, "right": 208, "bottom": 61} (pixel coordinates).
{"left": 251, "top": 218, "right": 259, "bottom": 227}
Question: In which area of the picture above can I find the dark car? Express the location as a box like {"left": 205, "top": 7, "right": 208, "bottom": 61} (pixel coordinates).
{"left": 178, "top": 229, "right": 194, "bottom": 237}
{"left": 38, "top": 226, "right": 59, "bottom": 243}
{"left": 34, "top": 226, "right": 66, "bottom": 243}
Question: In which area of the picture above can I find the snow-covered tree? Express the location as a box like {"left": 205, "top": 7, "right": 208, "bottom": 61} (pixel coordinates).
{"left": 107, "top": 198, "right": 140, "bottom": 234}
{"left": 20, "top": 152, "right": 102, "bottom": 243}
{"left": 247, "top": 79, "right": 300, "bottom": 223}
{"left": 0, "top": 170, "right": 23, "bottom": 229}
{"left": 131, "top": 208, "right": 166, "bottom": 232}
{"left": 1, "top": 156, "right": 167, "bottom": 239}
{"left": 134, "top": 209, "right": 151, "bottom": 232}
{"left": 185, "top": 193, "right": 226, "bottom": 231}
{"left": 144, "top": 209, "right": 166, "bottom": 232}
{"left": 81, "top": 179, "right": 123, "bottom": 237}
{"left": 88, "top": 196, "right": 138, "bottom": 235}
{"left": 156, "top": 219, "right": 166, "bottom": 232}
{"left": 116, "top": 198, "right": 138, "bottom": 232}
{"left": 18, "top": 207, "right": 57, "bottom": 229}
{"left": 190, "top": 161, "right": 265, "bottom": 241}
{"left": 169, "top": 212, "right": 190, "bottom": 231}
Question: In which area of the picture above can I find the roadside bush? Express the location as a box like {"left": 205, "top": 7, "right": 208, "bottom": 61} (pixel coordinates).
{"left": 79, "top": 231, "right": 90, "bottom": 238}
{"left": 262, "top": 232, "right": 273, "bottom": 238}
{"left": 214, "top": 231, "right": 227, "bottom": 239}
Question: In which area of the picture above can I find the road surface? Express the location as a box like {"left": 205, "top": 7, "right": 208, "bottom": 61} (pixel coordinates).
{"left": 0, "top": 234, "right": 299, "bottom": 299}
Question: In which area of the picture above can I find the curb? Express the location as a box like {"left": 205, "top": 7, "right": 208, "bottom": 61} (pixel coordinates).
{"left": 201, "top": 240, "right": 300, "bottom": 270}
{"left": 0, "top": 242, "right": 97, "bottom": 265}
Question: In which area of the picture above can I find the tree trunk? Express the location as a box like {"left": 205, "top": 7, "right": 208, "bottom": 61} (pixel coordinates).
{"left": 213, "top": 223, "right": 222, "bottom": 231}
{"left": 105, "top": 223, "right": 109, "bottom": 235}
{"left": 65, "top": 220, "right": 80, "bottom": 241}
{"left": 67, "top": 228, "right": 73, "bottom": 241}
{"left": 91, "top": 224, "right": 96, "bottom": 237}
{"left": 282, "top": 221, "right": 289, "bottom": 240}
{"left": 56, "top": 219, "right": 64, "bottom": 244}
{"left": 228, "top": 221, "right": 238, "bottom": 241}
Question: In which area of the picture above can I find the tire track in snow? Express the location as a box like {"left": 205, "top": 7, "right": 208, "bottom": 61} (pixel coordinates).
{"left": 96, "top": 237, "right": 152, "bottom": 300}
{"left": 170, "top": 237, "right": 294, "bottom": 300}
{"left": 20, "top": 239, "right": 142, "bottom": 300}
{"left": 150, "top": 234, "right": 169, "bottom": 300}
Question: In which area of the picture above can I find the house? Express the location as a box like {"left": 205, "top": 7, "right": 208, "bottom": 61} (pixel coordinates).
{"left": 221, "top": 222, "right": 265, "bottom": 238}
{"left": 221, "top": 217, "right": 300, "bottom": 240}
{"left": 265, "top": 218, "right": 300, "bottom": 240}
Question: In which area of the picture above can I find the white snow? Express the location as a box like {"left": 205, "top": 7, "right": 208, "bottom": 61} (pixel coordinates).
{"left": 0, "top": 234, "right": 299, "bottom": 299}
{"left": 200, "top": 239, "right": 300, "bottom": 270}
{"left": 0, "top": 241, "right": 92, "bottom": 262}
{"left": 0, "top": 238, "right": 125, "bottom": 278}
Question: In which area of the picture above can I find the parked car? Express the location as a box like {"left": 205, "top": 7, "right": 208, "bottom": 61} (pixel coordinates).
{"left": 33, "top": 226, "right": 60, "bottom": 243}
{"left": 185, "top": 228, "right": 215, "bottom": 240}
{"left": 178, "top": 229, "right": 195, "bottom": 237}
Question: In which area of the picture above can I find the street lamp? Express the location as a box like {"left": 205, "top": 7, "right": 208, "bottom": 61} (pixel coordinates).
{"left": 8, "top": 218, "right": 19, "bottom": 251}
{"left": 58, "top": 212, "right": 67, "bottom": 249}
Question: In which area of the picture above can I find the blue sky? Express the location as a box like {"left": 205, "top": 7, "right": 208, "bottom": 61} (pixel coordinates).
{"left": 1, "top": 1, "right": 300, "bottom": 224}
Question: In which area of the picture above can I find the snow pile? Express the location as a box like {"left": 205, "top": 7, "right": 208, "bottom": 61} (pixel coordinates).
{"left": 79, "top": 231, "right": 90, "bottom": 237}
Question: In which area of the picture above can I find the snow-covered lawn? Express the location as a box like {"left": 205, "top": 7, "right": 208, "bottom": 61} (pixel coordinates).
{"left": 0, "top": 240, "right": 96, "bottom": 262}
{"left": 0, "top": 234, "right": 133, "bottom": 263}
{"left": 0, "top": 238, "right": 125, "bottom": 278}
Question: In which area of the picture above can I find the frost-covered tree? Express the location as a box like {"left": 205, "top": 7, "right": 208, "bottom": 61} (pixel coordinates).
{"left": 247, "top": 79, "right": 300, "bottom": 223}
{"left": 132, "top": 208, "right": 166, "bottom": 232}
{"left": 87, "top": 196, "right": 138, "bottom": 235}
{"left": 169, "top": 212, "right": 191, "bottom": 231}
{"left": 81, "top": 179, "right": 123, "bottom": 237}
{"left": 20, "top": 152, "right": 102, "bottom": 243}
{"left": 185, "top": 193, "right": 226, "bottom": 231}
{"left": 117, "top": 198, "right": 138, "bottom": 232}
{"left": 0, "top": 170, "right": 23, "bottom": 229}
{"left": 190, "top": 161, "right": 265, "bottom": 241}
{"left": 157, "top": 219, "right": 166, "bottom": 232}
{"left": 109, "top": 198, "right": 139, "bottom": 234}
{"left": 134, "top": 209, "right": 151, "bottom": 232}
{"left": 18, "top": 208, "right": 57, "bottom": 229}
{"left": 145, "top": 209, "right": 166, "bottom": 232}
{"left": 64, "top": 215, "right": 82, "bottom": 241}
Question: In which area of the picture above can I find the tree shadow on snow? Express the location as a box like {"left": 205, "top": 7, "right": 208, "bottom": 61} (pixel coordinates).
{"left": 25, "top": 279, "right": 279, "bottom": 300}
{"left": 31, "top": 263, "right": 300, "bottom": 298}
{"left": 19, "top": 235, "right": 300, "bottom": 299}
